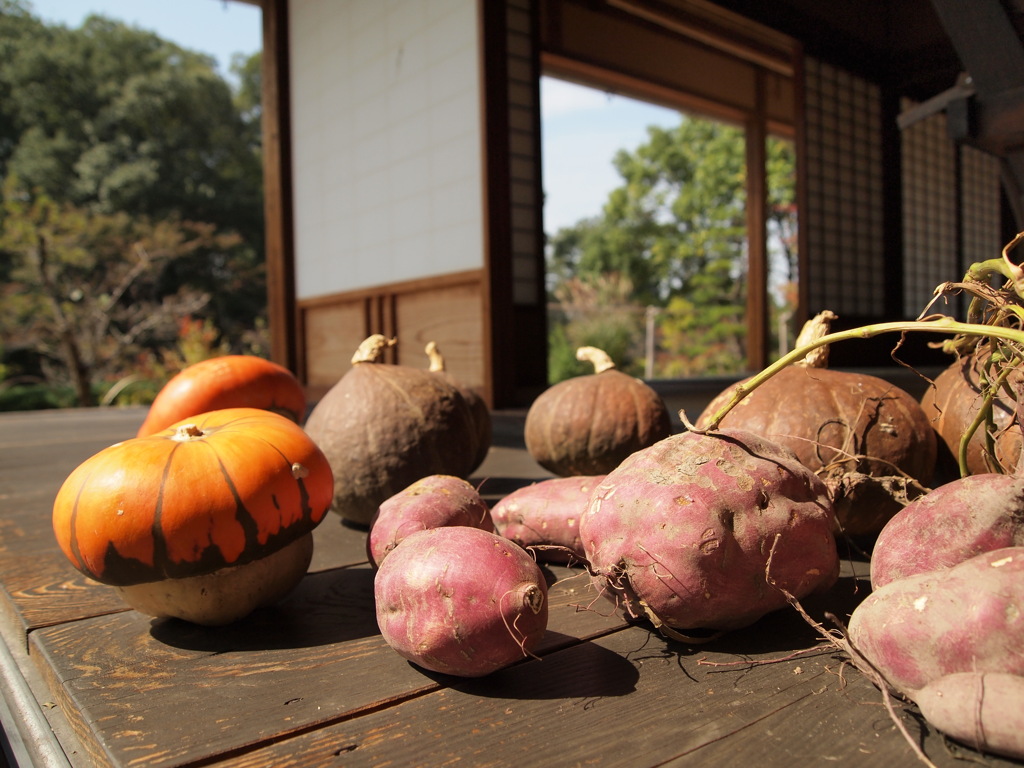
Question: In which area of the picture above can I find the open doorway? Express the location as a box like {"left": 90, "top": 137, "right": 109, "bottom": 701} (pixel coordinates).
{"left": 540, "top": 76, "right": 797, "bottom": 384}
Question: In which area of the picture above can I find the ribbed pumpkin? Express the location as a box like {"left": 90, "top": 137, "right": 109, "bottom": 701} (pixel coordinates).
{"left": 138, "top": 355, "right": 306, "bottom": 437}
{"left": 303, "top": 335, "right": 478, "bottom": 527}
{"left": 920, "top": 350, "right": 1023, "bottom": 477}
{"left": 696, "top": 312, "right": 936, "bottom": 538}
{"left": 425, "top": 341, "right": 492, "bottom": 474}
{"left": 52, "top": 408, "right": 334, "bottom": 625}
{"left": 524, "top": 346, "right": 672, "bottom": 476}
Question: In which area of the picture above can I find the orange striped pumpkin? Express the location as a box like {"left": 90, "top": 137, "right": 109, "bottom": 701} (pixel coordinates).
{"left": 53, "top": 408, "right": 333, "bottom": 588}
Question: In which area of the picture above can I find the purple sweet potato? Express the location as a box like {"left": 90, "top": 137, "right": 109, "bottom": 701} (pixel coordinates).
{"left": 491, "top": 475, "right": 605, "bottom": 564}
{"left": 848, "top": 547, "right": 1024, "bottom": 695}
{"left": 913, "top": 672, "right": 1024, "bottom": 760}
{"left": 870, "top": 473, "right": 1024, "bottom": 590}
{"left": 579, "top": 428, "right": 839, "bottom": 635}
{"left": 374, "top": 526, "right": 548, "bottom": 677}
{"left": 366, "top": 474, "right": 493, "bottom": 568}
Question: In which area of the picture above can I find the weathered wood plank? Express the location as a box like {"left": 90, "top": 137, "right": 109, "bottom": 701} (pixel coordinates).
{"left": 206, "top": 622, "right": 1023, "bottom": 768}
{"left": 6, "top": 407, "right": 1015, "bottom": 768}
{"left": 24, "top": 559, "right": 864, "bottom": 768}
{"left": 0, "top": 409, "right": 149, "bottom": 646}
{"left": 189, "top": 624, "right": 930, "bottom": 768}
{"left": 0, "top": 404, "right": 550, "bottom": 642}
{"left": 25, "top": 559, "right": 624, "bottom": 768}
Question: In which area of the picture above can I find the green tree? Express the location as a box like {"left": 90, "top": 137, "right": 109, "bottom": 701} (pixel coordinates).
{"left": 232, "top": 50, "right": 263, "bottom": 125}
{"left": 546, "top": 115, "right": 796, "bottom": 381}
{"left": 548, "top": 272, "right": 644, "bottom": 380}
{"left": 0, "top": 180, "right": 238, "bottom": 406}
{"left": 1, "top": 7, "right": 262, "bottom": 227}
{"left": 0, "top": 2, "right": 267, "bottom": 397}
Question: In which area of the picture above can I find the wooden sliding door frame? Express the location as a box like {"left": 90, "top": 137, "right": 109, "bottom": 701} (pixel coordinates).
{"left": 540, "top": 54, "right": 792, "bottom": 371}
{"left": 257, "top": 0, "right": 298, "bottom": 373}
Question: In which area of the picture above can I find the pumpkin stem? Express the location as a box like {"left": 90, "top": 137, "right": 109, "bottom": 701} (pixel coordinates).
{"left": 352, "top": 334, "right": 397, "bottom": 365}
{"left": 172, "top": 424, "right": 205, "bottom": 441}
{"left": 793, "top": 310, "right": 838, "bottom": 369}
{"left": 576, "top": 346, "right": 616, "bottom": 374}
{"left": 425, "top": 341, "right": 446, "bottom": 373}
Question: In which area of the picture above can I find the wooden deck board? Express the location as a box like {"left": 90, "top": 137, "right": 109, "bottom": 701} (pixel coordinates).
{"left": 0, "top": 407, "right": 1020, "bottom": 768}
{"left": 207, "top": 625, "right": 1009, "bottom": 768}
{"left": 26, "top": 560, "right": 624, "bottom": 768}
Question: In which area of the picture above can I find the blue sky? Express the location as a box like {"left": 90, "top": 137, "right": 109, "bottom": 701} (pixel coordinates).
{"left": 541, "top": 77, "right": 681, "bottom": 232}
{"left": 23, "top": 2, "right": 682, "bottom": 234}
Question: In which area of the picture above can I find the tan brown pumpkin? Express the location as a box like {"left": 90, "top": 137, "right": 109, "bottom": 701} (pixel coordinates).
{"left": 303, "top": 335, "right": 478, "bottom": 527}
{"left": 52, "top": 408, "right": 334, "bottom": 625}
{"left": 920, "top": 350, "right": 1023, "bottom": 478}
{"left": 524, "top": 346, "right": 672, "bottom": 476}
{"left": 696, "top": 312, "right": 936, "bottom": 538}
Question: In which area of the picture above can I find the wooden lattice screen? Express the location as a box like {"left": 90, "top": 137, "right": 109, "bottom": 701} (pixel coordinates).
{"left": 901, "top": 102, "right": 1002, "bottom": 316}
{"left": 960, "top": 144, "right": 1003, "bottom": 272}
{"left": 900, "top": 103, "right": 958, "bottom": 316}
{"left": 805, "top": 59, "right": 1003, "bottom": 322}
{"left": 507, "top": 0, "right": 542, "bottom": 307}
{"left": 803, "top": 58, "right": 885, "bottom": 316}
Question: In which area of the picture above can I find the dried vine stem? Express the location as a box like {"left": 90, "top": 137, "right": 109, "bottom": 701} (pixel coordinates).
{"left": 688, "top": 316, "right": 1024, "bottom": 434}
{"left": 763, "top": 534, "right": 939, "bottom": 768}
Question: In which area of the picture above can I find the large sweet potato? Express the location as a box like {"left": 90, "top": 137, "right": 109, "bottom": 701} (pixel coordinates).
{"left": 848, "top": 547, "right": 1024, "bottom": 695}
{"left": 491, "top": 475, "right": 604, "bottom": 564}
{"left": 870, "top": 473, "right": 1024, "bottom": 589}
{"left": 366, "top": 475, "right": 493, "bottom": 568}
{"left": 579, "top": 428, "right": 839, "bottom": 635}
{"left": 913, "top": 672, "right": 1024, "bottom": 760}
{"left": 374, "top": 527, "right": 548, "bottom": 677}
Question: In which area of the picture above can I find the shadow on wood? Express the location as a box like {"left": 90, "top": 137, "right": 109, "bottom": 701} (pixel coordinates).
{"left": 414, "top": 631, "right": 642, "bottom": 700}
{"left": 149, "top": 565, "right": 379, "bottom": 652}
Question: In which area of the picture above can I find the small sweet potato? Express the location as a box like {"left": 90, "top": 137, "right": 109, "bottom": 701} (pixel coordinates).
{"left": 848, "top": 547, "right": 1024, "bottom": 695}
{"left": 579, "top": 428, "right": 839, "bottom": 635}
{"left": 913, "top": 672, "right": 1024, "bottom": 760}
{"left": 491, "top": 475, "right": 605, "bottom": 564}
{"left": 374, "top": 527, "right": 548, "bottom": 677}
{"left": 870, "top": 473, "right": 1024, "bottom": 589}
{"left": 366, "top": 475, "right": 492, "bottom": 568}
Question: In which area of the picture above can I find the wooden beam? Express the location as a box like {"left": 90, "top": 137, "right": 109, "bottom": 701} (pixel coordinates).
{"left": 479, "top": 0, "right": 515, "bottom": 407}
{"left": 745, "top": 70, "right": 768, "bottom": 370}
{"left": 929, "top": 0, "right": 1024, "bottom": 97}
{"left": 606, "top": 0, "right": 796, "bottom": 77}
{"left": 929, "top": 0, "right": 1024, "bottom": 229}
{"left": 260, "top": 0, "right": 298, "bottom": 374}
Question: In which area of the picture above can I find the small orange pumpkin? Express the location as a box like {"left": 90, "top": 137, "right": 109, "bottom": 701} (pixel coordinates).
{"left": 53, "top": 408, "right": 333, "bottom": 625}
{"left": 137, "top": 355, "right": 307, "bottom": 437}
